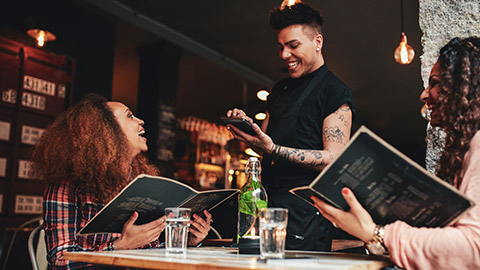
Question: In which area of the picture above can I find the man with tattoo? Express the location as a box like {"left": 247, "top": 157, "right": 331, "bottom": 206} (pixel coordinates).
{"left": 226, "top": 2, "right": 355, "bottom": 251}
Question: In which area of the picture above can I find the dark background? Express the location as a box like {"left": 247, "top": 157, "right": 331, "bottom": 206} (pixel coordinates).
{"left": 0, "top": 0, "right": 428, "bottom": 267}
{"left": 0, "top": 0, "right": 427, "bottom": 165}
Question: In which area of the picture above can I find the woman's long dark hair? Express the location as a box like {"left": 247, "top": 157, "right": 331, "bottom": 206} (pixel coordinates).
{"left": 435, "top": 37, "right": 480, "bottom": 187}
{"left": 31, "top": 93, "right": 159, "bottom": 202}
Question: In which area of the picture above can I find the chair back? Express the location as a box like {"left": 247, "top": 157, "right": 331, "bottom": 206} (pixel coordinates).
{"left": 28, "top": 225, "right": 47, "bottom": 270}
{"left": 1, "top": 217, "right": 42, "bottom": 270}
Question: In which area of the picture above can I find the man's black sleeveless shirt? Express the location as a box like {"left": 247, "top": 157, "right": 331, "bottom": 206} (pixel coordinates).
{"left": 262, "top": 65, "right": 356, "bottom": 189}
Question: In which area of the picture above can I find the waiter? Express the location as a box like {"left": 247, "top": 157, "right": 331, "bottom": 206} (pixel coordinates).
{"left": 226, "top": 1, "right": 355, "bottom": 251}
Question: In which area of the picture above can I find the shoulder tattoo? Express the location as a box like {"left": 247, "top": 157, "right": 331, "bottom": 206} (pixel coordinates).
{"left": 335, "top": 105, "right": 351, "bottom": 126}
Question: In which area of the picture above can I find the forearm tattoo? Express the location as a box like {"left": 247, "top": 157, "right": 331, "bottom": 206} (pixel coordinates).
{"left": 270, "top": 105, "right": 350, "bottom": 171}
{"left": 250, "top": 140, "right": 264, "bottom": 153}
{"left": 323, "top": 126, "right": 346, "bottom": 145}
{"left": 279, "top": 148, "right": 326, "bottom": 170}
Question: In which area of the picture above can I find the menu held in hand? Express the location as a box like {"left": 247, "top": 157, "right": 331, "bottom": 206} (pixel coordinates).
{"left": 290, "top": 126, "right": 475, "bottom": 227}
{"left": 78, "top": 174, "right": 239, "bottom": 235}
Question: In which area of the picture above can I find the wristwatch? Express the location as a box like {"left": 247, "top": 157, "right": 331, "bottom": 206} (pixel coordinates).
{"left": 365, "top": 224, "right": 388, "bottom": 255}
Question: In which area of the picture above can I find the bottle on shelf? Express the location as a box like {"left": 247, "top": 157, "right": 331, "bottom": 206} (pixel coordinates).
{"left": 237, "top": 157, "right": 268, "bottom": 240}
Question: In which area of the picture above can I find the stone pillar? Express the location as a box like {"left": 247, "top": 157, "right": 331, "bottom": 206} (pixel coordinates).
{"left": 419, "top": 0, "right": 480, "bottom": 173}
{"left": 137, "top": 42, "right": 182, "bottom": 177}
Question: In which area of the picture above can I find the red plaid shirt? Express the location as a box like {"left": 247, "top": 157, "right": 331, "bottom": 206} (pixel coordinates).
{"left": 44, "top": 182, "right": 161, "bottom": 269}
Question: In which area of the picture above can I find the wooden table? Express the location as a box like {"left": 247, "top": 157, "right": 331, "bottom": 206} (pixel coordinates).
{"left": 64, "top": 247, "right": 393, "bottom": 270}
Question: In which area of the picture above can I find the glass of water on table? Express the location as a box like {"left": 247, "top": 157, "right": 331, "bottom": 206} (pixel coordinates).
{"left": 259, "top": 208, "right": 288, "bottom": 259}
{"left": 165, "top": 207, "right": 191, "bottom": 255}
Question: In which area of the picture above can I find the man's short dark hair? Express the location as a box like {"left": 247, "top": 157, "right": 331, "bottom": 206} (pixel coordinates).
{"left": 269, "top": 2, "right": 323, "bottom": 35}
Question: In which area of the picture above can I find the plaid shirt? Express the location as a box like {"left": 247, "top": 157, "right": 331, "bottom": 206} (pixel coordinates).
{"left": 44, "top": 182, "right": 161, "bottom": 269}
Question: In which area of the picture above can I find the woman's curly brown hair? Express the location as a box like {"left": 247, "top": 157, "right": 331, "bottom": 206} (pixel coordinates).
{"left": 31, "top": 93, "right": 159, "bottom": 202}
{"left": 434, "top": 37, "right": 480, "bottom": 188}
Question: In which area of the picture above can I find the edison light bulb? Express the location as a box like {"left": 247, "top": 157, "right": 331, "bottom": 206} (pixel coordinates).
{"left": 394, "top": 32, "right": 415, "bottom": 65}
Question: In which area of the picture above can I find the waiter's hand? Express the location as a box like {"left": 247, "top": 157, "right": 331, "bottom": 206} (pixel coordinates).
{"left": 226, "top": 108, "right": 275, "bottom": 155}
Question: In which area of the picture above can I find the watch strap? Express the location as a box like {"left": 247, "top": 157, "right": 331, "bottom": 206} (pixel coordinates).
{"left": 365, "top": 225, "right": 388, "bottom": 255}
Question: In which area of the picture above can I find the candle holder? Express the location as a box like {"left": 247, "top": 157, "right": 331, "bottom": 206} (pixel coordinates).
{"left": 237, "top": 236, "right": 260, "bottom": 254}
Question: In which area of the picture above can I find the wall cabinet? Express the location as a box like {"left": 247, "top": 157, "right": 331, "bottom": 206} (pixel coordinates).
{"left": 0, "top": 36, "right": 74, "bottom": 227}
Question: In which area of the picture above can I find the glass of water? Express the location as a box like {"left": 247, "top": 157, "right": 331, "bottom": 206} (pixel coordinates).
{"left": 259, "top": 208, "right": 288, "bottom": 259}
{"left": 165, "top": 207, "right": 191, "bottom": 255}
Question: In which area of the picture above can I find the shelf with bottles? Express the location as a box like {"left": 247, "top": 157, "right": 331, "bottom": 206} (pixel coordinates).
{"left": 195, "top": 163, "right": 225, "bottom": 190}
{"left": 225, "top": 140, "right": 258, "bottom": 189}
{"left": 197, "top": 140, "right": 227, "bottom": 166}
{"left": 174, "top": 115, "right": 234, "bottom": 190}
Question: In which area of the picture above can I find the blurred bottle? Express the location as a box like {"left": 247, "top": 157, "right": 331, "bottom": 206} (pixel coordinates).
{"left": 237, "top": 157, "right": 268, "bottom": 240}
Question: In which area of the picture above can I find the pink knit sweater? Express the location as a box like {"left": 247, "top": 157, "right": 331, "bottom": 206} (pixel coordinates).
{"left": 384, "top": 131, "right": 480, "bottom": 270}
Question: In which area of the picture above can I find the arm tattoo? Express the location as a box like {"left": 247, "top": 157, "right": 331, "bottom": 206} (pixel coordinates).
{"left": 338, "top": 114, "right": 347, "bottom": 126}
{"left": 339, "top": 105, "right": 351, "bottom": 112}
{"left": 323, "top": 126, "right": 346, "bottom": 144}
{"left": 335, "top": 105, "right": 351, "bottom": 126}
{"left": 279, "top": 148, "right": 325, "bottom": 170}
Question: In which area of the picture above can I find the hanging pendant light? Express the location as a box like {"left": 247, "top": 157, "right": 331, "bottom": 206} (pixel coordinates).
{"left": 393, "top": 0, "right": 414, "bottom": 65}
{"left": 281, "top": 0, "right": 302, "bottom": 9}
{"left": 27, "top": 29, "right": 56, "bottom": 48}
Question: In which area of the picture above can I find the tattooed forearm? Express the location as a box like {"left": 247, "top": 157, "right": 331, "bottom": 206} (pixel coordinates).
{"left": 306, "top": 150, "right": 325, "bottom": 169}
{"left": 279, "top": 148, "right": 326, "bottom": 170}
{"left": 323, "top": 126, "right": 346, "bottom": 144}
{"left": 251, "top": 140, "right": 264, "bottom": 153}
{"left": 327, "top": 150, "right": 333, "bottom": 161}
{"left": 293, "top": 149, "right": 305, "bottom": 161}
{"left": 269, "top": 104, "right": 351, "bottom": 172}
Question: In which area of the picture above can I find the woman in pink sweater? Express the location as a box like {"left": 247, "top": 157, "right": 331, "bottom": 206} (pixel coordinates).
{"left": 312, "top": 36, "right": 480, "bottom": 270}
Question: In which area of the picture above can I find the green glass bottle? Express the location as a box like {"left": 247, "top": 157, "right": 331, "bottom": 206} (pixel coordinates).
{"left": 238, "top": 157, "right": 268, "bottom": 240}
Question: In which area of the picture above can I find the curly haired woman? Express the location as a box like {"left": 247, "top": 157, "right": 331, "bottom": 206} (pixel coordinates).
{"left": 31, "top": 94, "right": 212, "bottom": 269}
{"left": 312, "top": 37, "right": 480, "bottom": 270}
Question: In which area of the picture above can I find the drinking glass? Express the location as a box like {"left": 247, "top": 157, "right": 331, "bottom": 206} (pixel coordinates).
{"left": 165, "top": 207, "right": 191, "bottom": 255}
{"left": 259, "top": 208, "right": 288, "bottom": 259}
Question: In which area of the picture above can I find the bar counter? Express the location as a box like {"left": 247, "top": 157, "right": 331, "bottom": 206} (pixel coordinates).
{"left": 64, "top": 246, "right": 393, "bottom": 270}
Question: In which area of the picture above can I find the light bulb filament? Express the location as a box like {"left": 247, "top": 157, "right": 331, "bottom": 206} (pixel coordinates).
{"left": 400, "top": 43, "right": 408, "bottom": 64}
{"left": 37, "top": 31, "right": 46, "bottom": 47}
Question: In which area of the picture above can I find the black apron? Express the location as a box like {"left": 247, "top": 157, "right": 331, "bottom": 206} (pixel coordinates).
{"left": 264, "top": 70, "right": 334, "bottom": 251}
